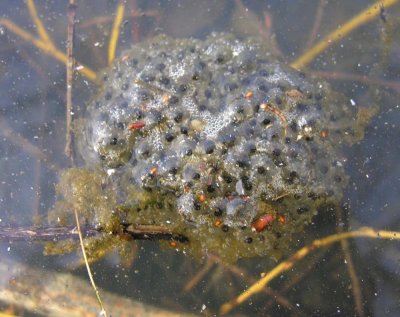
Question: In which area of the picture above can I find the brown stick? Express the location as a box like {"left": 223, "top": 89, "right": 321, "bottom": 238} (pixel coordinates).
{"left": 208, "top": 254, "right": 301, "bottom": 314}
{"left": 64, "top": 0, "right": 77, "bottom": 162}
{"left": 182, "top": 258, "right": 214, "bottom": 293}
{"left": 130, "top": 0, "right": 141, "bottom": 43}
{"left": 123, "top": 224, "right": 189, "bottom": 242}
{"left": 340, "top": 239, "right": 364, "bottom": 317}
{"left": 262, "top": 249, "right": 327, "bottom": 312}
{"left": 304, "top": 0, "right": 327, "bottom": 50}
{"left": 0, "top": 18, "right": 96, "bottom": 80}
{"left": 336, "top": 207, "right": 364, "bottom": 317}
{"left": 0, "top": 224, "right": 189, "bottom": 243}
{"left": 0, "top": 225, "right": 97, "bottom": 241}
{"left": 26, "top": 0, "right": 56, "bottom": 49}
{"left": 77, "top": 10, "right": 160, "bottom": 29}
{"left": 220, "top": 227, "right": 400, "bottom": 314}
{"left": 309, "top": 70, "right": 400, "bottom": 93}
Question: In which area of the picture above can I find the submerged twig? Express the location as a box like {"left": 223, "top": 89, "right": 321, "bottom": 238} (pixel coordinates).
{"left": 122, "top": 224, "right": 189, "bottom": 242}
{"left": 74, "top": 207, "right": 108, "bottom": 316}
{"left": 0, "top": 224, "right": 189, "bottom": 243}
{"left": 77, "top": 9, "right": 160, "bottom": 29}
{"left": 130, "top": 0, "right": 141, "bottom": 43}
{"left": 0, "top": 225, "right": 96, "bottom": 241}
{"left": 335, "top": 207, "right": 364, "bottom": 317}
{"left": 309, "top": 70, "right": 400, "bottom": 93}
{"left": 108, "top": 2, "right": 125, "bottom": 65}
{"left": 303, "top": 0, "right": 327, "bottom": 50}
{"left": 26, "top": 0, "right": 55, "bottom": 49}
{"left": 209, "top": 254, "right": 302, "bottom": 315}
{"left": 182, "top": 258, "right": 215, "bottom": 293}
{"left": 291, "top": 0, "right": 400, "bottom": 70}
{"left": 340, "top": 238, "right": 364, "bottom": 317}
{"left": 262, "top": 249, "right": 327, "bottom": 312}
{"left": 0, "top": 18, "right": 96, "bottom": 80}
{"left": 65, "top": 0, "right": 77, "bottom": 162}
{"left": 220, "top": 227, "right": 400, "bottom": 314}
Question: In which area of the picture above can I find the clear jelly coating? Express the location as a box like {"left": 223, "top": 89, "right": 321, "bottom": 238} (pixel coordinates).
{"left": 62, "top": 33, "right": 358, "bottom": 262}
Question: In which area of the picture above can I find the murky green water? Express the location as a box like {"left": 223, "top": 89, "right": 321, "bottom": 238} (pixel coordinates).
{"left": 0, "top": 1, "right": 399, "bottom": 316}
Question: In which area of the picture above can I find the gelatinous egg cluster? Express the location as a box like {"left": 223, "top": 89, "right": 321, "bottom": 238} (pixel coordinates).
{"left": 75, "top": 33, "right": 357, "bottom": 261}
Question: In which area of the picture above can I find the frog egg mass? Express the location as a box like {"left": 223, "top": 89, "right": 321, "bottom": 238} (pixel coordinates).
{"left": 64, "top": 33, "right": 358, "bottom": 262}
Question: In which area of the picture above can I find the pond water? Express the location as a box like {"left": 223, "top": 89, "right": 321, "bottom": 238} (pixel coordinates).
{"left": 0, "top": 1, "right": 399, "bottom": 316}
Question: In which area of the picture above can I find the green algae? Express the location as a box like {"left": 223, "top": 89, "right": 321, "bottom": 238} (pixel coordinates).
{"left": 48, "top": 166, "right": 340, "bottom": 263}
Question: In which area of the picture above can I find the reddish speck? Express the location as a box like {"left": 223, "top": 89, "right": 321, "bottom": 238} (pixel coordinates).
{"left": 128, "top": 122, "right": 145, "bottom": 130}
{"left": 213, "top": 219, "right": 223, "bottom": 227}
{"left": 198, "top": 193, "right": 206, "bottom": 203}
{"left": 120, "top": 54, "right": 129, "bottom": 62}
{"left": 278, "top": 214, "right": 286, "bottom": 224}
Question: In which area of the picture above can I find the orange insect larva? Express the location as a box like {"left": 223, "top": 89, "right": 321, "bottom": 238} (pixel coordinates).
{"left": 128, "top": 122, "right": 145, "bottom": 130}
{"left": 251, "top": 213, "right": 275, "bottom": 232}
